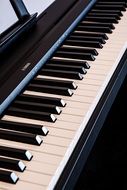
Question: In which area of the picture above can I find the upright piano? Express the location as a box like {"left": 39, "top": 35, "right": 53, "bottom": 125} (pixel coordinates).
{"left": 0, "top": 0, "right": 127, "bottom": 189}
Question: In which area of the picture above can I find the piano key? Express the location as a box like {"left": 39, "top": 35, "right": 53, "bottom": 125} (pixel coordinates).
{"left": 33, "top": 77, "right": 77, "bottom": 89}
{"left": 91, "top": 9, "right": 123, "bottom": 16}
{"left": 65, "top": 39, "right": 103, "bottom": 49}
{"left": 43, "top": 135, "right": 71, "bottom": 147}
{"left": 88, "top": 12, "right": 121, "bottom": 20}
{"left": 24, "top": 149, "right": 62, "bottom": 165}
{"left": 7, "top": 107, "right": 56, "bottom": 122}
{"left": 68, "top": 35, "right": 106, "bottom": 44}
{"left": 45, "top": 127, "right": 75, "bottom": 139}
{"left": 0, "top": 145, "right": 33, "bottom": 161}
{"left": 60, "top": 45, "right": 98, "bottom": 56}
{"left": 24, "top": 89, "right": 95, "bottom": 104}
{"left": 77, "top": 25, "right": 113, "bottom": 33}
{"left": 37, "top": 74, "right": 105, "bottom": 90}
{"left": 0, "top": 180, "right": 45, "bottom": 190}
{"left": 0, "top": 157, "right": 26, "bottom": 172}
{"left": 17, "top": 93, "right": 66, "bottom": 107}
{"left": 33, "top": 66, "right": 105, "bottom": 85}
{"left": 44, "top": 63, "right": 86, "bottom": 74}
{"left": 73, "top": 31, "right": 109, "bottom": 40}
{"left": 85, "top": 16, "right": 118, "bottom": 24}
{"left": 97, "top": 2, "right": 126, "bottom": 6}
{"left": 0, "top": 170, "right": 52, "bottom": 189}
{"left": 0, "top": 137, "right": 67, "bottom": 156}
{"left": 0, "top": 128, "right": 42, "bottom": 145}
{"left": 7, "top": 120, "right": 73, "bottom": 141}
{"left": 52, "top": 56, "right": 90, "bottom": 68}
{"left": 36, "top": 63, "right": 108, "bottom": 82}
{"left": 40, "top": 69, "right": 83, "bottom": 80}
{"left": 25, "top": 162, "right": 57, "bottom": 177}
{"left": 61, "top": 107, "right": 88, "bottom": 117}
{"left": 17, "top": 171, "right": 52, "bottom": 187}
{"left": 1, "top": 166, "right": 52, "bottom": 186}
{"left": 12, "top": 100, "right": 61, "bottom": 115}
{"left": 0, "top": 170, "right": 18, "bottom": 184}
{"left": 6, "top": 156, "right": 61, "bottom": 178}
{"left": 43, "top": 135, "right": 73, "bottom": 150}
{"left": 2, "top": 115, "right": 80, "bottom": 131}
{"left": 80, "top": 21, "right": 115, "bottom": 30}
{"left": 27, "top": 83, "right": 73, "bottom": 96}
{"left": 94, "top": 4, "right": 126, "bottom": 11}
{"left": 0, "top": 120, "right": 49, "bottom": 136}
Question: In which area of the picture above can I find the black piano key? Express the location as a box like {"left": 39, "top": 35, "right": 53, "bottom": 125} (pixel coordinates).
{"left": 0, "top": 129, "right": 42, "bottom": 145}
{"left": 80, "top": 21, "right": 115, "bottom": 30}
{"left": 0, "top": 170, "right": 19, "bottom": 184}
{"left": 69, "top": 34, "right": 106, "bottom": 44}
{"left": 17, "top": 94, "right": 66, "bottom": 107}
{"left": 27, "top": 83, "right": 73, "bottom": 96}
{"left": 44, "top": 63, "right": 87, "bottom": 74}
{"left": 0, "top": 120, "right": 49, "bottom": 136}
{"left": 91, "top": 9, "right": 123, "bottom": 16}
{"left": 51, "top": 57, "right": 90, "bottom": 68}
{"left": 88, "top": 12, "right": 121, "bottom": 20}
{"left": 94, "top": 4, "right": 126, "bottom": 11}
{"left": 40, "top": 69, "right": 83, "bottom": 80}
{"left": 64, "top": 39, "right": 103, "bottom": 49}
{"left": 0, "top": 157, "right": 26, "bottom": 172}
{"left": 97, "top": 1, "right": 127, "bottom": 9}
{"left": 33, "top": 77, "right": 77, "bottom": 89}
{"left": 85, "top": 16, "right": 118, "bottom": 24}
{"left": 12, "top": 100, "right": 61, "bottom": 114}
{"left": 60, "top": 45, "right": 98, "bottom": 56}
{"left": 73, "top": 31, "right": 108, "bottom": 40}
{"left": 77, "top": 25, "right": 112, "bottom": 33}
{"left": 0, "top": 145, "right": 33, "bottom": 161}
{"left": 7, "top": 107, "right": 56, "bottom": 122}
{"left": 65, "top": 39, "right": 103, "bottom": 49}
{"left": 97, "top": 1, "right": 126, "bottom": 7}
{"left": 55, "top": 49, "right": 96, "bottom": 60}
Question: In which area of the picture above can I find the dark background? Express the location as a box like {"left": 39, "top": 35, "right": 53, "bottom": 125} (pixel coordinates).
{"left": 75, "top": 75, "right": 127, "bottom": 190}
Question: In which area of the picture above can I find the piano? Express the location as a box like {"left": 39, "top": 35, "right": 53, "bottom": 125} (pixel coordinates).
{"left": 0, "top": 0, "right": 127, "bottom": 189}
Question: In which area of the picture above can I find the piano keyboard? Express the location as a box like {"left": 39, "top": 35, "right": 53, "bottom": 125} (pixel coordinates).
{"left": 0, "top": 1, "right": 127, "bottom": 189}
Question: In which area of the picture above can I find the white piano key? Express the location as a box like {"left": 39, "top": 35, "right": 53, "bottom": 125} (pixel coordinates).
{"left": 65, "top": 100, "right": 90, "bottom": 110}
{"left": 43, "top": 135, "right": 71, "bottom": 147}
{"left": 24, "top": 90, "right": 95, "bottom": 103}
{"left": 57, "top": 113, "right": 84, "bottom": 123}
{"left": 0, "top": 139, "right": 67, "bottom": 156}
{"left": 31, "top": 151, "right": 62, "bottom": 165}
{"left": 74, "top": 89, "right": 97, "bottom": 97}
{"left": 47, "top": 127, "right": 75, "bottom": 138}
{"left": 0, "top": 141, "right": 62, "bottom": 165}
{"left": 2, "top": 115, "right": 80, "bottom": 131}
{"left": 62, "top": 107, "right": 87, "bottom": 116}
{"left": 0, "top": 181, "right": 45, "bottom": 190}
{"left": 26, "top": 161, "right": 57, "bottom": 175}
{"left": 20, "top": 171, "right": 51, "bottom": 186}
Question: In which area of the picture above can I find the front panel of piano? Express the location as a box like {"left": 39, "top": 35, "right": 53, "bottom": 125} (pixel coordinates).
{"left": 0, "top": 1, "right": 127, "bottom": 190}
